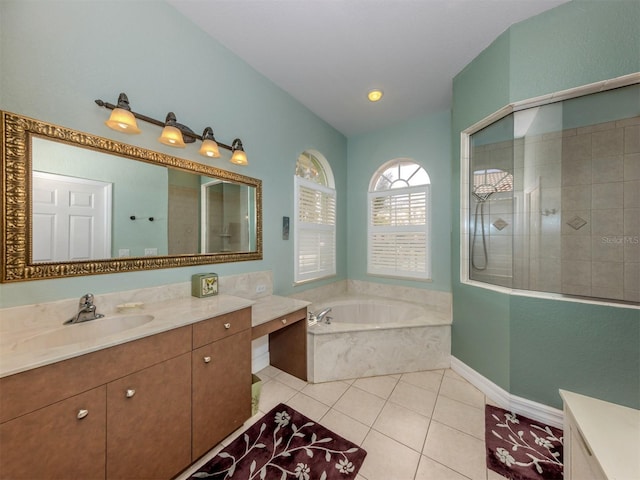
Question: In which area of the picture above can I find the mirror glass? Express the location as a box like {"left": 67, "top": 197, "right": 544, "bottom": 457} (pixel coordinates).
{"left": 1, "top": 111, "right": 262, "bottom": 282}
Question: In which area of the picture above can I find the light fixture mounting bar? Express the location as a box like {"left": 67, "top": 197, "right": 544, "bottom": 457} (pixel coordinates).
{"left": 94, "top": 99, "right": 233, "bottom": 151}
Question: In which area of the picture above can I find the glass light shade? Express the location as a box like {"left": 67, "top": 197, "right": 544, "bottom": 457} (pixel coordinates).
{"left": 230, "top": 149, "right": 248, "bottom": 165}
{"left": 199, "top": 139, "right": 220, "bottom": 158}
{"left": 158, "top": 125, "right": 186, "bottom": 148}
{"left": 367, "top": 89, "right": 383, "bottom": 102}
{"left": 105, "top": 108, "right": 141, "bottom": 134}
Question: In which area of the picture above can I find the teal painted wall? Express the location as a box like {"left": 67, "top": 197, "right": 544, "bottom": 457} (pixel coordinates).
{"left": 452, "top": 32, "right": 512, "bottom": 390}
{"left": 0, "top": 0, "right": 347, "bottom": 306}
{"left": 346, "top": 110, "right": 452, "bottom": 293}
{"left": 452, "top": 0, "right": 640, "bottom": 409}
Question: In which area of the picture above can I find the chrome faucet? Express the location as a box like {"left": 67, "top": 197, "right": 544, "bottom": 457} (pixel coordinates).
{"left": 64, "top": 293, "right": 104, "bottom": 325}
{"left": 314, "top": 307, "right": 333, "bottom": 325}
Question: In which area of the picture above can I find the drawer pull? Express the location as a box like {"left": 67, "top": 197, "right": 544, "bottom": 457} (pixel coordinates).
{"left": 77, "top": 409, "right": 89, "bottom": 420}
{"left": 125, "top": 389, "right": 136, "bottom": 398}
{"left": 203, "top": 356, "right": 212, "bottom": 363}
{"left": 224, "top": 323, "right": 231, "bottom": 329}
{"left": 282, "top": 319, "right": 287, "bottom": 324}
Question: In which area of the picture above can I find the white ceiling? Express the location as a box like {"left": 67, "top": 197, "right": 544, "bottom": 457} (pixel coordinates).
{"left": 168, "top": 0, "right": 569, "bottom": 137}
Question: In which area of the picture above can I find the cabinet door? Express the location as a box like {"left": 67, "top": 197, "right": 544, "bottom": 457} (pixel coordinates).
{"left": 0, "top": 386, "right": 106, "bottom": 480}
{"left": 568, "top": 424, "right": 607, "bottom": 480}
{"left": 192, "top": 329, "right": 251, "bottom": 460}
{"left": 106, "top": 353, "right": 191, "bottom": 480}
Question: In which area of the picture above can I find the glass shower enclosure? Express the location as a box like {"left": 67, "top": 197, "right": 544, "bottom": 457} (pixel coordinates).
{"left": 466, "top": 82, "right": 639, "bottom": 304}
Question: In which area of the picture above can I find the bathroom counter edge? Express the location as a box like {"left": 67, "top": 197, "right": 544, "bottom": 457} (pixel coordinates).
{"left": 0, "top": 294, "right": 255, "bottom": 378}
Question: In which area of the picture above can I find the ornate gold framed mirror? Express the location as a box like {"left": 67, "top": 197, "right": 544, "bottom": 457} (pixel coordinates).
{"left": 1, "top": 111, "right": 262, "bottom": 282}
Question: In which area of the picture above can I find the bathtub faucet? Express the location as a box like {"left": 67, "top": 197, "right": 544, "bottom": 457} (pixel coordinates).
{"left": 314, "top": 307, "right": 333, "bottom": 325}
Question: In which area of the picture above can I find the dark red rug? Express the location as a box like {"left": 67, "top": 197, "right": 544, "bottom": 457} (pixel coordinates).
{"left": 485, "top": 405, "right": 563, "bottom": 480}
{"left": 189, "top": 403, "right": 367, "bottom": 480}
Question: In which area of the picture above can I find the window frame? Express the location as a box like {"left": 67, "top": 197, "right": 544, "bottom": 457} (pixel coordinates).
{"left": 294, "top": 152, "right": 336, "bottom": 284}
{"left": 367, "top": 160, "right": 432, "bottom": 280}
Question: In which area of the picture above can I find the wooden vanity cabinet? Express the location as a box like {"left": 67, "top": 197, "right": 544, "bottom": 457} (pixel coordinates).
{"left": 191, "top": 307, "right": 252, "bottom": 460}
{"left": 0, "top": 326, "right": 192, "bottom": 480}
{"left": 106, "top": 353, "right": 192, "bottom": 480}
{"left": 0, "top": 386, "right": 106, "bottom": 480}
{"left": 0, "top": 307, "right": 254, "bottom": 479}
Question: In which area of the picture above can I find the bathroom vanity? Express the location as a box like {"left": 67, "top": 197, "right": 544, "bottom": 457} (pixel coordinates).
{"left": 0, "top": 290, "right": 310, "bottom": 480}
{"left": 0, "top": 306, "right": 251, "bottom": 479}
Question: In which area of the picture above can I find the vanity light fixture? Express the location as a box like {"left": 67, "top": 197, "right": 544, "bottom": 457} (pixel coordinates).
{"left": 367, "top": 89, "right": 384, "bottom": 102}
{"left": 158, "top": 112, "right": 187, "bottom": 148}
{"left": 95, "top": 92, "right": 248, "bottom": 164}
{"left": 104, "top": 93, "right": 141, "bottom": 134}
{"left": 198, "top": 127, "right": 221, "bottom": 158}
{"left": 230, "top": 138, "right": 248, "bottom": 166}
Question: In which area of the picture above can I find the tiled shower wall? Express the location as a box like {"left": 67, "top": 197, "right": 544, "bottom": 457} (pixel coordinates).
{"left": 470, "top": 116, "right": 639, "bottom": 303}
{"left": 559, "top": 116, "right": 639, "bottom": 302}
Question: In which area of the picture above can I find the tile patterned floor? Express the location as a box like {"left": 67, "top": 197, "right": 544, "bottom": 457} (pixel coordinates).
{"left": 178, "top": 367, "right": 509, "bottom": 480}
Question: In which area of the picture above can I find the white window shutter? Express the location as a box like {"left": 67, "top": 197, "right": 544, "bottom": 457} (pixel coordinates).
{"left": 294, "top": 177, "right": 336, "bottom": 282}
{"left": 368, "top": 185, "right": 430, "bottom": 279}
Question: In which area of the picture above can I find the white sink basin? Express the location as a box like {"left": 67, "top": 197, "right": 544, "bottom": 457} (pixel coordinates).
{"left": 12, "top": 314, "right": 154, "bottom": 353}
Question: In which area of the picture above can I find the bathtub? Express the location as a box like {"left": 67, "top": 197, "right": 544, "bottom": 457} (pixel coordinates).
{"left": 306, "top": 295, "right": 451, "bottom": 383}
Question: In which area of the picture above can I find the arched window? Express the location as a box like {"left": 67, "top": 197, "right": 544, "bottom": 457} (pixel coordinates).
{"left": 368, "top": 159, "right": 431, "bottom": 279}
{"left": 294, "top": 150, "right": 336, "bottom": 283}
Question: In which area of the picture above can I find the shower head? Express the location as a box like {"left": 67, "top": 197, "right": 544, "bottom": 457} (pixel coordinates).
{"left": 472, "top": 183, "right": 497, "bottom": 202}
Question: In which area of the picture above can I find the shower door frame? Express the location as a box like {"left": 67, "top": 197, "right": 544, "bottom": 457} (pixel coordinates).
{"left": 459, "top": 72, "right": 640, "bottom": 305}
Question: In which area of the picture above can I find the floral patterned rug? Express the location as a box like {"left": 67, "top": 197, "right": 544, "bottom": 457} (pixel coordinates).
{"left": 189, "top": 403, "right": 367, "bottom": 480}
{"left": 485, "top": 405, "right": 563, "bottom": 480}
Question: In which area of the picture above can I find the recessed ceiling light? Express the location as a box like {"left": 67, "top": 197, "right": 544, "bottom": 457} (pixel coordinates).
{"left": 368, "top": 89, "right": 383, "bottom": 102}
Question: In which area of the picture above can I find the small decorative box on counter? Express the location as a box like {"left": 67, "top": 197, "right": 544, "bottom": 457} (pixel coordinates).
{"left": 191, "top": 273, "right": 218, "bottom": 298}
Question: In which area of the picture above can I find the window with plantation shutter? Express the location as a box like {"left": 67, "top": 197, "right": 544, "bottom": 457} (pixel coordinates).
{"left": 294, "top": 151, "right": 336, "bottom": 283}
{"left": 368, "top": 160, "right": 431, "bottom": 280}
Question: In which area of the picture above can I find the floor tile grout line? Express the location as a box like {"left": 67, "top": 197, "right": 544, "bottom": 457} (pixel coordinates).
{"left": 256, "top": 367, "right": 494, "bottom": 480}
{"left": 418, "top": 369, "right": 445, "bottom": 457}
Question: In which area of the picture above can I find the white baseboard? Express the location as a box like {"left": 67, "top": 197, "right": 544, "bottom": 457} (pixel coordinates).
{"left": 450, "top": 356, "right": 564, "bottom": 429}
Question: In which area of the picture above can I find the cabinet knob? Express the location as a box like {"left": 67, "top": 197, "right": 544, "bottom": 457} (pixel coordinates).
{"left": 281, "top": 318, "right": 287, "bottom": 324}
{"left": 125, "top": 389, "right": 136, "bottom": 398}
{"left": 224, "top": 323, "right": 231, "bottom": 329}
{"left": 77, "top": 409, "right": 89, "bottom": 420}
{"left": 203, "top": 356, "right": 212, "bottom": 363}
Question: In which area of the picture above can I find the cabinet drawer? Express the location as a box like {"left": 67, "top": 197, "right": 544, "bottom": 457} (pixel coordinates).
{"left": 192, "top": 307, "right": 251, "bottom": 349}
{"left": 0, "top": 325, "right": 191, "bottom": 423}
{"left": 251, "top": 307, "right": 307, "bottom": 340}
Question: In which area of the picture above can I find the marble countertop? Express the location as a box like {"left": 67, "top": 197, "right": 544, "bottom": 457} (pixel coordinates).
{"left": 560, "top": 389, "right": 640, "bottom": 480}
{"left": 251, "top": 295, "right": 310, "bottom": 327}
{"left": 0, "top": 294, "right": 310, "bottom": 379}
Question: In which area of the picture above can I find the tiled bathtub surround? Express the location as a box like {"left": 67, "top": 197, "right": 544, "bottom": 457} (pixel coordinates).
{"left": 290, "top": 279, "right": 452, "bottom": 315}
{"left": 291, "top": 281, "right": 452, "bottom": 383}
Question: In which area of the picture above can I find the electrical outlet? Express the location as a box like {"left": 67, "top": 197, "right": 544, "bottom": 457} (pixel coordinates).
{"left": 144, "top": 248, "right": 158, "bottom": 256}
{"left": 255, "top": 284, "right": 267, "bottom": 294}
{"left": 118, "top": 248, "right": 130, "bottom": 257}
